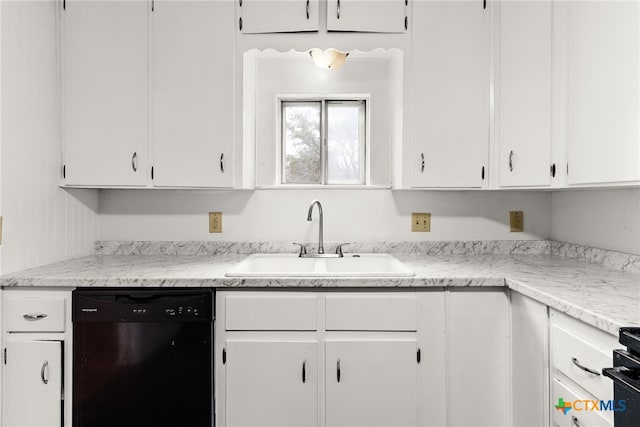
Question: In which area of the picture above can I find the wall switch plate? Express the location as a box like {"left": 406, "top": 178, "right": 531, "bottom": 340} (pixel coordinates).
{"left": 209, "top": 212, "right": 222, "bottom": 233}
{"left": 411, "top": 213, "right": 431, "bottom": 232}
{"left": 509, "top": 211, "right": 524, "bottom": 232}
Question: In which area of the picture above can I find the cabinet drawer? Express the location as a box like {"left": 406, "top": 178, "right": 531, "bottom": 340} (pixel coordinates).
{"left": 551, "top": 325, "right": 614, "bottom": 402}
{"left": 225, "top": 295, "right": 317, "bottom": 331}
{"left": 325, "top": 294, "right": 417, "bottom": 331}
{"left": 5, "top": 298, "right": 66, "bottom": 332}
{"left": 552, "top": 379, "right": 611, "bottom": 427}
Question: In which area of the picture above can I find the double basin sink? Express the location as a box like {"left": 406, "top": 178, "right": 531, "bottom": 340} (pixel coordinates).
{"left": 225, "top": 253, "right": 415, "bottom": 278}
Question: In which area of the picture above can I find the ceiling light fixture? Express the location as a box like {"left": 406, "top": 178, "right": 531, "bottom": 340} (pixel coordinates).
{"left": 309, "top": 48, "right": 349, "bottom": 70}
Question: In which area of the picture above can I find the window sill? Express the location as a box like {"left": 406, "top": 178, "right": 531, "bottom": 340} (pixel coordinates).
{"left": 255, "top": 184, "right": 392, "bottom": 190}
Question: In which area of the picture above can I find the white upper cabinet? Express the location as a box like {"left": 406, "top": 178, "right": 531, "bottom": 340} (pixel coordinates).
{"left": 62, "top": 0, "right": 147, "bottom": 187}
{"left": 240, "top": 0, "right": 320, "bottom": 33}
{"left": 153, "top": 0, "right": 234, "bottom": 188}
{"left": 566, "top": 0, "right": 640, "bottom": 186}
{"left": 326, "top": 0, "right": 407, "bottom": 33}
{"left": 410, "top": 1, "right": 489, "bottom": 188}
{"left": 497, "top": 1, "right": 553, "bottom": 187}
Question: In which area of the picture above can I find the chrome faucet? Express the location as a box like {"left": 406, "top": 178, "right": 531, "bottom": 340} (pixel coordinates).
{"left": 307, "top": 200, "right": 324, "bottom": 254}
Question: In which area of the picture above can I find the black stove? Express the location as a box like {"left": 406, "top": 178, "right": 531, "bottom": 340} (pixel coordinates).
{"left": 603, "top": 327, "right": 640, "bottom": 426}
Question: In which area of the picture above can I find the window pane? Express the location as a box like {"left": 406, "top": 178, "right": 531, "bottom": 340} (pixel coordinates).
{"left": 327, "top": 101, "right": 364, "bottom": 184}
{"left": 282, "top": 102, "right": 321, "bottom": 184}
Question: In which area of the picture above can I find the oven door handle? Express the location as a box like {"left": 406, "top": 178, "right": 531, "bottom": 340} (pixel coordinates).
{"left": 602, "top": 367, "right": 640, "bottom": 394}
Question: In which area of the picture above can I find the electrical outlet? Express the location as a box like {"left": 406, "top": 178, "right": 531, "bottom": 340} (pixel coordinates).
{"left": 510, "top": 211, "right": 524, "bottom": 232}
{"left": 411, "top": 213, "right": 431, "bottom": 232}
{"left": 209, "top": 212, "right": 222, "bottom": 233}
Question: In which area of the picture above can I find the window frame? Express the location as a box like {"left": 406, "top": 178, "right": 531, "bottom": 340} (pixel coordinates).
{"left": 277, "top": 95, "right": 369, "bottom": 186}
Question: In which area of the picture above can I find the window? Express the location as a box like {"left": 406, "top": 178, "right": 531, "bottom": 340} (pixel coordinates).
{"left": 281, "top": 99, "right": 366, "bottom": 185}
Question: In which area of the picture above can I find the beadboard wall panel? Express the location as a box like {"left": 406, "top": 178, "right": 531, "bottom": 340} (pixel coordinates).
{"left": 1, "top": 0, "right": 97, "bottom": 275}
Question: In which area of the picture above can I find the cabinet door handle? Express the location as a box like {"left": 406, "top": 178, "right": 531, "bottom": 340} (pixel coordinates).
{"left": 302, "top": 360, "right": 306, "bottom": 383}
{"left": 508, "top": 150, "right": 514, "bottom": 172}
{"left": 571, "top": 416, "right": 581, "bottom": 427}
{"left": 306, "top": 0, "right": 310, "bottom": 19}
{"left": 420, "top": 153, "right": 425, "bottom": 173}
{"left": 550, "top": 163, "right": 556, "bottom": 178}
{"left": 23, "top": 313, "right": 48, "bottom": 320}
{"left": 337, "top": 359, "right": 341, "bottom": 382}
{"left": 131, "top": 152, "right": 138, "bottom": 172}
{"left": 41, "top": 360, "right": 49, "bottom": 384}
{"left": 571, "top": 357, "right": 600, "bottom": 376}
{"left": 337, "top": 0, "right": 340, "bottom": 19}
{"left": 220, "top": 153, "right": 225, "bottom": 173}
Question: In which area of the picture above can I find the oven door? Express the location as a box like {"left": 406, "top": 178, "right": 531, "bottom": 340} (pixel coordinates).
{"left": 603, "top": 349, "right": 640, "bottom": 427}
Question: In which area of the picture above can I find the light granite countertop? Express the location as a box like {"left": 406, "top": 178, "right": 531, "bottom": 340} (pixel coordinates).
{"left": 1, "top": 253, "right": 638, "bottom": 336}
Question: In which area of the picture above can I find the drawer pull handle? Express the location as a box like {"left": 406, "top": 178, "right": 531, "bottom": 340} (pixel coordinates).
{"left": 420, "top": 153, "right": 425, "bottom": 173}
{"left": 509, "top": 150, "right": 514, "bottom": 172}
{"left": 572, "top": 357, "right": 600, "bottom": 376}
{"left": 41, "top": 360, "right": 49, "bottom": 385}
{"left": 571, "top": 415, "right": 581, "bottom": 427}
{"left": 23, "top": 313, "right": 48, "bottom": 321}
{"left": 302, "top": 360, "right": 306, "bottom": 383}
{"left": 337, "top": 359, "right": 341, "bottom": 383}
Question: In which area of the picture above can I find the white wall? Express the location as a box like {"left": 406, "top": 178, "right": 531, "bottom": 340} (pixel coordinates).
{"left": 1, "top": 0, "right": 98, "bottom": 274}
{"left": 551, "top": 188, "right": 640, "bottom": 255}
{"left": 97, "top": 189, "right": 551, "bottom": 242}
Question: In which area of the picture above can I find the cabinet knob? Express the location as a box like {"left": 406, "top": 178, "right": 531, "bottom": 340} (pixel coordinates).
{"left": 571, "top": 416, "right": 581, "bottom": 427}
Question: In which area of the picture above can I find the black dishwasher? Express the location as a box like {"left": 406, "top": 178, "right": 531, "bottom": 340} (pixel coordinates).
{"left": 72, "top": 288, "right": 214, "bottom": 427}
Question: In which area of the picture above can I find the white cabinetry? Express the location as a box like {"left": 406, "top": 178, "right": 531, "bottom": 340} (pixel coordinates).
{"left": 447, "top": 289, "right": 509, "bottom": 426}
{"left": 62, "top": 0, "right": 148, "bottom": 187}
{"left": 497, "top": 0, "right": 553, "bottom": 187}
{"left": 2, "top": 290, "right": 72, "bottom": 427}
{"left": 240, "top": 0, "right": 320, "bottom": 33}
{"left": 511, "top": 291, "right": 550, "bottom": 427}
{"left": 410, "top": 1, "right": 489, "bottom": 188}
{"left": 2, "top": 341, "right": 62, "bottom": 427}
{"left": 566, "top": 1, "right": 640, "bottom": 186}
{"left": 325, "top": 339, "right": 417, "bottom": 427}
{"left": 225, "top": 340, "right": 318, "bottom": 427}
{"left": 152, "top": 0, "right": 234, "bottom": 188}
{"left": 217, "top": 291, "right": 437, "bottom": 427}
{"left": 326, "top": 0, "right": 406, "bottom": 33}
{"left": 550, "top": 310, "right": 618, "bottom": 427}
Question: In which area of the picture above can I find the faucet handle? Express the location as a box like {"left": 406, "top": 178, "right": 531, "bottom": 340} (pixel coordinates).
{"left": 292, "top": 243, "right": 308, "bottom": 257}
{"left": 335, "top": 243, "right": 351, "bottom": 257}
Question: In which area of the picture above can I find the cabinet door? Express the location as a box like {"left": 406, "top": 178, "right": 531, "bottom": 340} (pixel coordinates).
{"left": 447, "top": 290, "right": 508, "bottom": 426}
{"left": 511, "top": 292, "right": 549, "bottom": 427}
{"left": 411, "top": 1, "right": 489, "bottom": 188}
{"left": 326, "top": 0, "right": 406, "bottom": 33}
{"left": 240, "top": 0, "right": 319, "bottom": 33}
{"left": 62, "top": 0, "right": 147, "bottom": 187}
{"left": 2, "top": 341, "right": 62, "bottom": 427}
{"left": 325, "top": 339, "right": 417, "bottom": 427}
{"left": 498, "top": 1, "right": 552, "bottom": 187}
{"left": 567, "top": 1, "right": 640, "bottom": 185}
{"left": 225, "top": 340, "right": 318, "bottom": 427}
{"left": 153, "top": 0, "right": 234, "bottom": 188}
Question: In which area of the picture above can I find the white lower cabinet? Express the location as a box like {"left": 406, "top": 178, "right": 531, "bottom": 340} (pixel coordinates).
{"left": 447, "top": 289, "right": 509, "bottom": 427}
{"left": 325, "top": 339, "right": 417, "bottom": 427}
{"left": 2, "top": 340, "right": 62, "bottom": 427}
{"left": 225, "top": 340, "right": 318, "bottom": 427}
